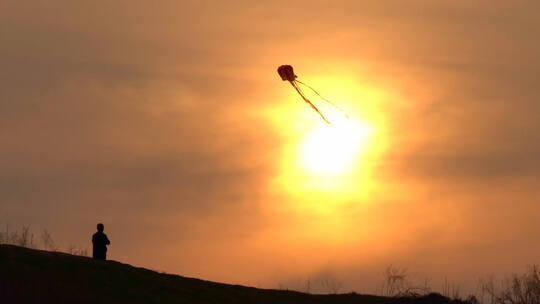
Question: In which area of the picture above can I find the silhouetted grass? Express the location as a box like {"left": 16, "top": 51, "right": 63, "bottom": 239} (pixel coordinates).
{"left": 0, "top": 224, "right": 87, "bottom": 256}
{"left": 477, "top": 265, "right": 540, "bottom": 304}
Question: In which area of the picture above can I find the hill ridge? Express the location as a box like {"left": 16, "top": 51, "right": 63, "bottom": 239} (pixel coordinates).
{"left": 0, "top": 245, "right": 467, "bottom": 304}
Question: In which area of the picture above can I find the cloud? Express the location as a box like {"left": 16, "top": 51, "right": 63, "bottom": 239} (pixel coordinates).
{"left": 1, "top": 0, "right": 540, "bottom": 294}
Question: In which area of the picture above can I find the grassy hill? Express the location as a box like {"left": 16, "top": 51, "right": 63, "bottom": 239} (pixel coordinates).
{"left": 0, "top": 245, "right": 469, "bottom": 304}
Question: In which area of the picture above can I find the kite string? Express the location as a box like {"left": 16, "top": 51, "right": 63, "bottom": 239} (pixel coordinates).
{"left": 294, "top": 80, "right": 350, "bottom": 119}
{"left": 290, "top": 81, "right": 331, "bottom": 124}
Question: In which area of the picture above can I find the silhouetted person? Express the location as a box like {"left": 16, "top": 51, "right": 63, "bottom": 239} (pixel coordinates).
{"left": 92, "top": 223, "right": 110, "bottom": 260}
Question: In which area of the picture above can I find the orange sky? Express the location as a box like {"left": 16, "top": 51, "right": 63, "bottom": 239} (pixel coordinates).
{"left": 2, "top": 0, "right": 540, "bottom": 295}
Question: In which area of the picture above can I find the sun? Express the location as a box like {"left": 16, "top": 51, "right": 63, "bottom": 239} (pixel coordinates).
{"left": 261, "top": 68, "right": 391, "bottom": 203}
{"left": 300, "top": 119, "right": 373, "bottom": 174}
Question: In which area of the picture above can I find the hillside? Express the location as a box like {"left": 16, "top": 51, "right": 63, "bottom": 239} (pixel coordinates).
{"left": 0, "top": 245, "right": 468, "bottom": 304}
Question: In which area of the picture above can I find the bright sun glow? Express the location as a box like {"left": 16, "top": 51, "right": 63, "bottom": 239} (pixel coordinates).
{"left": 260, "top": 68, "right": 391, "bottom": 210}
{"left": 300, "top": 119, "right": 373, "bottom": 174}
{"left": 256, "top": 64, "right": 396, "bottom": 244}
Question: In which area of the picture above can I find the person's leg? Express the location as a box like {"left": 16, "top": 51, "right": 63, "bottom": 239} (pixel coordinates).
{"left": 93, "top": 250, "right": 106, "bottom": 260}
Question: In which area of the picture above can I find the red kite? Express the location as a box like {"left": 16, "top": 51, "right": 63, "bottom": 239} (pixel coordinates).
{"left": 277, "top": 65, "right": 348, "bottom": 124}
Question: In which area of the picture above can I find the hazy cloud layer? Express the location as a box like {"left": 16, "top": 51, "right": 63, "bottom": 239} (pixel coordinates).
{"left": 1, "top": 0, "right": 540, "bottom": 294}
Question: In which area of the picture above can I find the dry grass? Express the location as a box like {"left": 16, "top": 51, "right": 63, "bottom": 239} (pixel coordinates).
{"left": 0, "top": 224, "right": 87, "bottom": 256}
{"left": 478, "top": 266, "right": 540, "bottom": 304}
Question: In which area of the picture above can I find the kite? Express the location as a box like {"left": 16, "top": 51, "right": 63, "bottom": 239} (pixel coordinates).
{"left": 277, "top": 65, "right": 349, "bottom": 124}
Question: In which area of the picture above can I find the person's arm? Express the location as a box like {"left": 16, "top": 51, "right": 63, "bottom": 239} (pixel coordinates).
{"left": 105, "top": 235, "right": 110, "bottom": 245}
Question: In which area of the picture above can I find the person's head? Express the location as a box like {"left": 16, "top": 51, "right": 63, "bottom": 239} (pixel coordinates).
{"left": 97, "top": 223, "right": 104, "bottom": 232}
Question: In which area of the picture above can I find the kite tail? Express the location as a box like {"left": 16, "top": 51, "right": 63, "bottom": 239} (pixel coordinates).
{"left": 295, "top": 80, "right": 350, "bottom": 119}
{"left": 290, "top": 81, "right": 331, "bottom": 124}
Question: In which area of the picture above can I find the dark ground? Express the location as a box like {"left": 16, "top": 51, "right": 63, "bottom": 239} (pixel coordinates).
{"left": 0, "top": 245, "right": 472, "bottom": 304}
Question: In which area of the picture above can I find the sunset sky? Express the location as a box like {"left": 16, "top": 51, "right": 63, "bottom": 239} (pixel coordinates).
{"left": 2, "top": 0, "right": 540, "bottom": 295}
